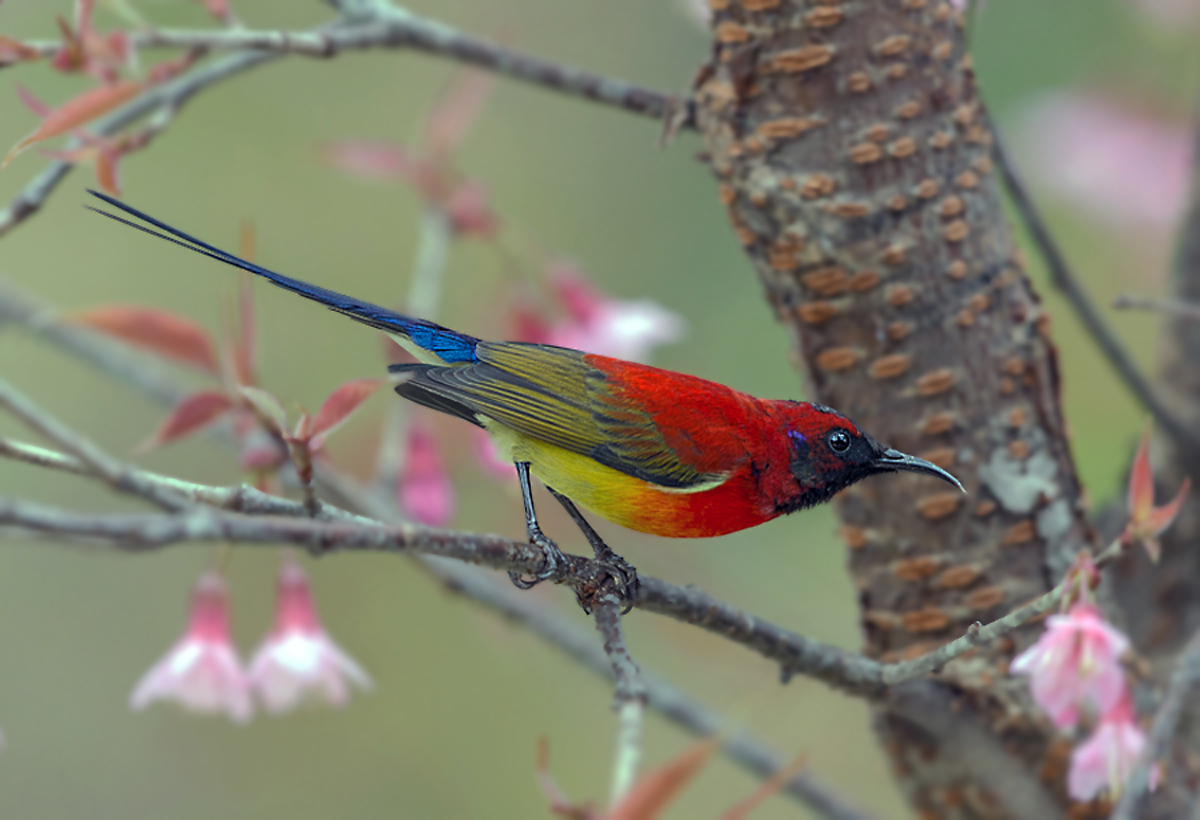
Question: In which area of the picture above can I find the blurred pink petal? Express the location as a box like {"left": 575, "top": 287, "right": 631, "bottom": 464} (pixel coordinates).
{"left": 249, "top": 558, "right": 372, "bottom": 714}
{"left": 320, "top": 140, "right": 435, "bottom": 193}
{"left": 130, "top": 570, "right": 253, "bottom": 723}
{"left": 423, "top": 70, "right": 492, "bottom": 164}
{"left": 544, "top": 263, "right": 686, "bottom": 362}
{"left": 398, "top": 421, "right": 455, "bottom": 526}
{"left": 1009, "top": 602, "right": 1129, "bottom": 728}
{"left": 472, "top": 427, "right": 515, "bottom": 480}
{"left": 1068, "top": 695, "right": 1158, "bottom": 801}
{"left": 1015, "top": 91, "right": 1191, "bottom": 228}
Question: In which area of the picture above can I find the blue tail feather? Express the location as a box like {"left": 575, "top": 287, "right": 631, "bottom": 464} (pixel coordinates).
{"left": 86, "top": 190, "right": 479, "bottom": 365}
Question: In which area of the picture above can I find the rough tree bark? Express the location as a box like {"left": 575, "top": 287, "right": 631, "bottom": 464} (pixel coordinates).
{"left": 690, "top": 1, "right": 1192, "bottom": 816}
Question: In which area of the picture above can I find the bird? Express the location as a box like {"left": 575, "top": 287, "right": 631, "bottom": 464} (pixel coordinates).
{"left": 87, "top": 189, "right": 963, "bottom": 610}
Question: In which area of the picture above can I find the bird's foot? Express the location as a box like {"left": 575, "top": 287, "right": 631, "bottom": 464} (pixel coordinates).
{"left": 579, "top": 545, "right": 640, "bottom": 615}
{"left": 508, "top": 528, "right": 565, "bottom": 590}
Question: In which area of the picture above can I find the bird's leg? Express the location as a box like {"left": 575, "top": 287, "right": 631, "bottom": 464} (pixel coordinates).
{"left": 507, "top": 462, "right": 567, "bottom": 590}
{"left": 548, "top": 488, "right": 640, "bottom": 614}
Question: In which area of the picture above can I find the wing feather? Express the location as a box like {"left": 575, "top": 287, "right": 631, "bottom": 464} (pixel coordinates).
{"left": 400, "top": 342, "right": 714, "bottom": 488}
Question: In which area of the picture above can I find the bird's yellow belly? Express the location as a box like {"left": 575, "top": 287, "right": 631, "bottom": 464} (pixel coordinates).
{"left": 483, "top": 424, "right": 718, "bottom": 536}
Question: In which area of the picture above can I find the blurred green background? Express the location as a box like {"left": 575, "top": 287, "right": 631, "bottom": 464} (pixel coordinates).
{"left": 0, "top": 0, "right": 1194, "bottom": 817}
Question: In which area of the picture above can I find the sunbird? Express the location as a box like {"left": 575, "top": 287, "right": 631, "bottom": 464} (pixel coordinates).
{"left": 88, "top": 190, "right": 963, "bottom": 607}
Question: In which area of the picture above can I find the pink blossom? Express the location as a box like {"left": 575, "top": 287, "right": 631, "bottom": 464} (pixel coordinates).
{"left": 397, "top": 420, "right": 456, "bottom": 526}
{"left": 1009, "top": 602, "right": 1129, "bottom": 727}
{"left": 130, "top": 570, "right": 253, "bottom": 723}
{"left": 541, "top": 261, "right": 685, "bottom": 362}
{"left": 1014, "top": 91, "right": 1191, "bottom": 229}
{"left": 1068, "top": 695, "right": 1158, "bottom": 801}
{"left": 248, "top": 559, "right": 372, "bottom": 714}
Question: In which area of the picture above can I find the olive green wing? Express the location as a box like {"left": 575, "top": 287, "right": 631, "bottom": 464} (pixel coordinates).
{"left": 394, "top": 341, "right": 712, "bottom": 489}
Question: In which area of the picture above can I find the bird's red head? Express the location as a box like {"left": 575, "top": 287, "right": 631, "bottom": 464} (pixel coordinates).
{"left": 776, "top": 402, "right": 963, "bottom": 514}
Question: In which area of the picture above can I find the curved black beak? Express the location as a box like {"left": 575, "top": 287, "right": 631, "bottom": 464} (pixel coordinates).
{"left": 874, "top": 448, "right": 965, "bottom": 492}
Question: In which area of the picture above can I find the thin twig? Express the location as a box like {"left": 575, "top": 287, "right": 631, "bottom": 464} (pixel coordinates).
{"left": 0, "top": 49, "right": 277, "bottom": 240}
{"left": 0, "top": 378, "right": 190, "bottom": 511}
{"left": 990, "top": 121, "right": 1200, "bottom": 459}
{"left": 592, "top": 593, "right": 647, "bottom": 805}
{"left": 1111, "top": 627, "right": 1200, "bottom": 819}
{"left": 1113, "top": 293, "right": 1200, "bottom": 322}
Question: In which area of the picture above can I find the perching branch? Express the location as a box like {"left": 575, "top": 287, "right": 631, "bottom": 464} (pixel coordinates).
{"left": 0, "top": 415, "right": 1089, "bottom": 704}
{"left": 0, "top": 444, "right": 877, "bottom": 820}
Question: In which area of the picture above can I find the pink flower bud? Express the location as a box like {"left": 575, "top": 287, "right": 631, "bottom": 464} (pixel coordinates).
{"left": 397, "top": 422, "right": 455, "bottom": 526}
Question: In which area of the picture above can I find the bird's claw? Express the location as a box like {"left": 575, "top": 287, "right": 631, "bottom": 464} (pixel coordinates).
{"left": 508, "top": 529, "right": 564, "bottom": 590}
{"left": 578, "top": 547, "right": 640, "bottom": 615}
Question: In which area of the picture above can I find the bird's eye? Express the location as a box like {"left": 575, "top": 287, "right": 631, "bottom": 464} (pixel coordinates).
{"left": 828, "top": 430, "right": 851, "bottom": 453}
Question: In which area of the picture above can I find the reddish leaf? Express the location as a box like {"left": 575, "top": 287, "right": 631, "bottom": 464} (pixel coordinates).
{"left": 137, "top": 390, "right": 233, "bottom": 453}
{"left": 1128, "top": 427, "right": 1155, "bottom": 523}
{"left": 93, "top": 145, "right": 121, "bottom": 196}
{"left": 67, "top": 305, "right": 220, "bottom": 374}
{"left": 1142, "top": 477, "right": 1191, "bottom": 538}
{"left": 309, "top": 378, "right": 381, "bottom": 441}
{"left": 238, "top": 386, "right": 288, "bottom": 436}
{"left": 4, "top": 79, "right": 142, "bottom": 167}
{"left": 320, "top": 140, "right": 435, "bottom": 192}
{"left": 721, "top": 753, "right": 807, "bottom": 820}
{"left": 0, "top": 37, "right": 42, "bottom": 66}
{"left": 424, "top": 70, "right": 493, "bottom": 162}
{"left": 15, "top": 84, "right": 52, "bottom": 118}
{"left": 607, "top": 739, "right": 719, "bottom": 820}
{"left": 535, "top": 737, "right": 596, "bottom": 820}
{"left": 76, "top": 0, "right": 96, "bottom": 37}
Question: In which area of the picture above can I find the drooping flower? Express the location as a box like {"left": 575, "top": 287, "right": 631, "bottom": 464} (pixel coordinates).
{"left": 397, "top": 419, "right": 456, "bottom": 526}
{"left": 1067, "top": 694, "right": 1158, "bottom": 801}
{"left": 1010, "top": 602, "right": 1130, "bottom": 728}
{"left": 1124, "top": 426, "right": 1190, "bottom": 562}
{"left": 248, "top": 558, "right": 372, "bottom": 714}
{"left": 130, "top": 570, "right": 253, "bottom": 723}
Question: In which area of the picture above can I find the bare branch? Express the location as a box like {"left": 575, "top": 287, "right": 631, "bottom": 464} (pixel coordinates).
{"left": 991, "top": 121, "right": 1200, "bottom": 460}
{"left": 0, "top": 49, "right": 276, "bottom": 240}
{"left": 1113, "top": 293, "right": 1200, "bottom": 322}
{"left": 592, "top": 593, "right": 647, "bottom": 804}
{"left": 0, "top": 377, "right": 190, "bottom": 511}
{"left": 0, "top": 440, "right": 876, "bottom": 820}
{"left": 0, "top": 1, "right": 680, "bottom": 241}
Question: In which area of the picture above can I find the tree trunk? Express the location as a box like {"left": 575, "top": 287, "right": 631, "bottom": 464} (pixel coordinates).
{"left": 694, "top": 1, "right": 1112, "bottom": 815}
